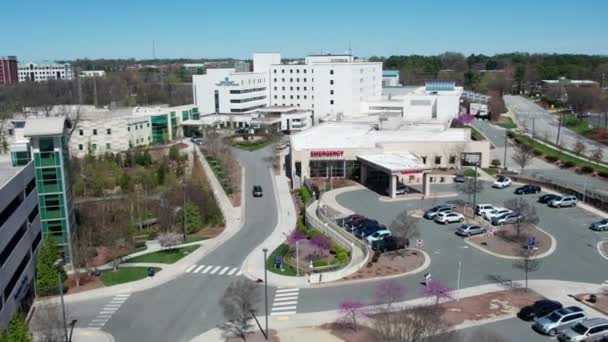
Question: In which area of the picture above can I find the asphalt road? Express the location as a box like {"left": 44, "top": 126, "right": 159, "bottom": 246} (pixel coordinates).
{"left": 73, "top": 146, "right": 281, "bottom": 342}
{"left": 457, "top": 317, "right": 551, "bottom": 342}
{"left": 504, "top": 95, "right": 608, "bottom": 163}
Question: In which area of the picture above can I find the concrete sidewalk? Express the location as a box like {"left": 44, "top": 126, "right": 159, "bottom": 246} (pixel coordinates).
{"left": 191, "top": 279, "right": 606, "bottom": 342}
{"left": 71, "top": 328, "right": 115, "bottom": 342}
{"left": 38, "top": 146, "right": 245, "bottom": 305}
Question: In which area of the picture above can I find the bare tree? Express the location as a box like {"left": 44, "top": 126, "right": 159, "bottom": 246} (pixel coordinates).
{"left": 590, "top": 144, "right": 604, "bottom": 163}
{"left": 372, "top": 305, "right": 451, "bottom": 342}
{"left": 374, "top": 279, "right": 407, "bottom": 312}
{"left": 503, "top": 197, "right": 539, "bottom": 238}
{"left": 29, "top": 303, "right": 69, "bottom": 342}
{"left": 389, "top": 211, "right": 420, "bottom": 242}
{"left": 572, "top": 139, "right": 586, "bottom": 156}
{"left": 218, "top": 279, "right": 260, "bottom": 341}
{"left": 513, "top": 248, "right": 541, "bottom": 290}
{"left": 420, "top": 279, "right": 454, "bottom": 305}
{"left": 512, "top": 143, "right": 535, "bottom": 173}
{"left": 567, "top": 86, "right": 600, "bottom": 118}
{"left": 456, "top": 177, "right": 484, "bottom": 208}
{"left": 336, "top": 299, "right": 366, "bottom": 330}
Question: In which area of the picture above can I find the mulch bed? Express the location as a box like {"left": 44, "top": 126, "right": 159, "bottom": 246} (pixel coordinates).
{"left": 341, "top": 249, "right": 425, "bottom": 281}
{"left": 322, "top": 322, "right": 379, "bottom": 342}
{"left": 601, "top": 241, "right": 608, "bottom": 259}
{"left": 574, "top": 291, "right": 608, "bottom": 316}
{"left": 192, "top": 226, "right": 225, "bottom": 238}
{"left": 65, "top": 273, "right": 103, "bottom": 294}
{"left": 226, "top": 329, "right": 280, "bottom": 342}
{"left": 469, "top": 224, "right": 552, "bottom": 257}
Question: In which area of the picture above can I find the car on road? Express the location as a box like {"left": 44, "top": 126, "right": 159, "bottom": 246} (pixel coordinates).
{"left": 518, "top": 299, "right": 563, "bottom": 321}
{"left": 424, "top": 205, "right": 453, "bottom": 219}
{"left": 371, "top": 236, "right": 408, "bottom": 252}
{"left": 590, "top": 219, "right": 608, "bottom": 232}
{"left": 474, "top": 203, "right": 495, "bottom": 216}
{"left": 235, "top": 128, "right": 250, "bottom": 134}
{"left": 454, "top": 174, "right": 466, "bottom": 183}
{"left": 532, "top": 306, "right": 587, "bottom": 336}
{"left": 557, "top": 317, "right": 608, "bottom": 341}
{"left": 493, "top": 176, "right": 512, "bottom": 189}
{"left": 515, "top": 184, "right": 541, "bottom": 195}
{"left": 491, "top": 212, "right": 523, "bottom": 226}
{"left": 351, "top": 219, "right": 378, "bottom": 235}
{"left": 434, "top": 212, "right": 464, "bottom": 224}
{"left": 252, "top": 185, "right": 263, "bottom": 197}
{"left": 550, "top": 196, "right": 577, "bottom": 208}
{"left": 366, "top": 230, "right": 391, "bottom": 243}
{"left": 455, "top": 223, "right": 486, "bottom": 237}
{"left": 538, "top": 194, "right": 561, "bottom": 204}
{"left": 483, "top": 208, "right": 513, "bottom": 221}
{"left": 357, "top": 223, "right": 386, "bottom": 239}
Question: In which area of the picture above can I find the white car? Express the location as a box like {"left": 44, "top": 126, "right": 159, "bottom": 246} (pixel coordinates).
{"left": 366, "top": 230, "right": 391, "bottom": 243}
{"left": 434, "top": 212, "right": 464, "bottom": 224}
{"left": 493, "top": 176, "right": 512, "bottom": 189}
{"left": 475, "top": 204, "right": 496, "bottom": 217}
{"left": 483, "top": 208, "right": 513, "bottom": 221}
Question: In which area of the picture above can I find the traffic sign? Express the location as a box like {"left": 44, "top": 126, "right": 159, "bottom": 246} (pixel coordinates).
{"left": 527, "top": 236, "right": 536, "bottom": 248}
{"left": 416, "top": 239, "right": 424, "bottom": 247}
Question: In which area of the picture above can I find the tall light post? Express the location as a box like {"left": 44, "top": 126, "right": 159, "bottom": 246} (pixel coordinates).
{"left": 53, "top": 259, "right": 68, "bottom": 342}
{"left": 262, "top": 248, "right": 269, "bottom": 340}
{"left": 182, "top": 182, "right": 187, "bottom": 241}
{"left": 456, "top": 261, "right": 462, "bottom": 302}
{"left": 503, "top": 130, "right": 508, "bottom": 171}
{"left": 472, "top": 162, "right": 478, "bottom": 211}
{"left": 296, "top": 240, "right": 300, "bottom": 276}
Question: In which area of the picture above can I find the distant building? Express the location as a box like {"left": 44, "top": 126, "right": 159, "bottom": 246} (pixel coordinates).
{"left": 234, "top": 61, "right": 250, "bottom": 73}
{"left": 541, "top": 78, "right": 599, "bottom": 88}
{"left": 79, "top": 70, "right": 105, "bottom": 78}
{"left": 0, "top": 56, "right": 18, "bottom": 85}
{"left": 382, "top": 70, "right": 400, "bottom": 87}
{"left": 18, "top": 62, "right": 73, "bottom": 82}
{"left": 182, "top": 63, "right": 206, "bottom": 74}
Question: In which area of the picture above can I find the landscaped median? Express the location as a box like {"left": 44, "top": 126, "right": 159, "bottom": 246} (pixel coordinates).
{"left": 466, "top": 224, "right": 554, "bottom": 259}
{"left": 126, "top": 244, "right": 201, "bottom": 264}
{"left": 100, "top": 267, "right": 161, "bottom": 286}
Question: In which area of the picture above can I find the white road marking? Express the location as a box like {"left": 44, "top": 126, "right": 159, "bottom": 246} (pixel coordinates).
{"left": 272, "top": 301, "right": 297, "bottom": 306}
{"left": 271, "top": 306, "right": 297, "bottom": 311}
{"left": 273, "top": 295, "right": 298, "bottom": 301}
{"left": 271, "top": 311, "right": 296, "bottom": 316}
{"left": 228, "top": 268, "right": 238, "bottom": 275}
{"left": 201, "top": 265, "right": 214, "bottom": 274}
{"left": 219, "top": 266, "right": 230, "bottom": 275}
{"left": 192, "top": 265, "right": 206, "bottom": 273}
{"left": 275, "top": 292, "right": 299, "bottom": 298}
{"left": 185, "top": 265, "right": 197, "bottom": 273}
{"left": 276, "top": 288, "right": 299, "bottom": 293}
{"left": 236, "top": 270, "right": 242, "bottom": 276}
{"left": 209, "top": 266, "right": 222, "bottom": 274}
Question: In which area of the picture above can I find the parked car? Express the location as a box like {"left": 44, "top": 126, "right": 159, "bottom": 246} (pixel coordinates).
{"left": 539, "top": 194, "right": 561, "bottom": 204}
{"left": 491, "top": 212, "right": 523, "bottom": 226}
{"left": 557, "top": 318, "right": 608, "bottom": 341}
{"left": 483, "top": 208, "right": 513, "bottom": 221}
{"left": 235, "top": 128, "right": 249, "bottom": 134}
{"left": 455, "top": 223, "right": 486, "bottom": 237}
{"left": 515, "top": 184, "right": 541, "bottom": 195}
{"left": 454, "top": 174, "right": 466, "bottom": 183}
{"left": 533, "top": 306, "right": 587, "bottom": 336}
{"left": 252, "top": 185, "right": 263, "bottom": 197}
{"left": 493, "top": 176, "right": 512, "bottom": 189}
{"left": 590, "top": 219, "right": 608, "bottom": 232}
{"left": 357, "top": 223, "right": 386, "bottom": 239}
{"left": 424, "top": 205, "right": 453, "bottom": 219}
{"left": 550, "top": 196, "right": 577, "bottom": 208}
{"left": 351, "top": 219, "right": 378, "bottom": 235}
{"left": 435, "top": 212, "right": 464, "bottom": 224}
{"left": 474, "top": 203, "right": 495, "bottom": 216}
{"left": 339, "top": 214, "right": 365, "bottom": 228}
{"left": 395, "top": 183, "right": 411, "bottom": 195}
{"left": 371, "top": 236, "right": 408, "bottom": 252}
{"left": 366, "top": 230, "right": 392, "bottom": 243}
{"left": 518, "top": 299, "right": 563, "bottom": 321}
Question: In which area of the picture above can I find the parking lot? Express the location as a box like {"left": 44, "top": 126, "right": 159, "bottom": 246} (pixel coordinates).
{"left": 335, "top": 181, "right": 608, "bottom": 290}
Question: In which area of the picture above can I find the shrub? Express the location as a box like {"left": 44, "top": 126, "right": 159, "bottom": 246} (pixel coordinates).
{"left": 545, "top": 155, "right": 559, "bottom": 163}
{"left": 305, "top": 228, "right": 322, "bottom": 239}
{"left": 274, "top": 244, "right": 290, "bottom": 256}
{"left": 580, "top": 165, "right": 594, "bottom": 173}
{"left": 533, "top": 149, "right": 543, "bottom": 156}
{"left": 490, "top": 159, "right": 501, "bottom": 167}
{"left": 312, "top": 259, "right": 329, "bottom": 267}
{"left": 299, "top": 186, "right": 312, "bottom": 204}
{"left": 598, "top": 171, "right": 608, "bottom": 178}
{"left": 296, "top": 216, "right": 307, "bottom": 231}
{"left": 561, "top": 160, "right": 575, "bottom": 168}
{"left": 336, "top": 251, "right": 349, "bottom": 262}
{"left": 36, "top": 239, "right": 65, "bottom": 296}
{"left": 371, "top": 250, "right": 381, "bottom": 263}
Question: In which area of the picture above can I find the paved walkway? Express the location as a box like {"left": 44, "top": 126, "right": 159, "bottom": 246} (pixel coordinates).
{"left": 38, "top": 145, "right": 245, "bottom": 305}
{"left": 71, "top": 328, "right": 115, "bottom": 342}
{"left": 191, "top": 279, "right": 606, "bottom": 342}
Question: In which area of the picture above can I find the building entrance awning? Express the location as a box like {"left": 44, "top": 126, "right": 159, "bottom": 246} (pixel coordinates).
{"left": 357, "top": 152, "right": 429, "bottom": 174}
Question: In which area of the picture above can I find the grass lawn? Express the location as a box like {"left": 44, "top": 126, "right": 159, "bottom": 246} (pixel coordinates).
{"left": 226, "top": 134, "right": 278, "bottom": 151}
{"left": 463, "top": 169, "right": 479, "bottom": 177}
{"left": 127, "top": 245, "right": 200, "bottom": 264}
{"left": 183, "top": 235, "right": 207, "bottom": 243}
{"left": 562, "top": 115, "right": 594, "bottom": 135}
{"left": 205, "top": 156, "right": 232, "bottom": 195}
{"left": 465, "top": 125, "right": 486, "bottom": 141}
{"left": 482, "top": 168, "right": 500, "bottom": 176}
{"left": 266, "top": 244, "right": 302, "bottom": 277}
{"left": 100, "top": 267, "right": 160, "bottom": 286}
{"left": 497, "top": 116, "right": 517, "bottom": 129}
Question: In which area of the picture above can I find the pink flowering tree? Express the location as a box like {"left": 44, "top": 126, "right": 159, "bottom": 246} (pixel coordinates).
{"left": 337, "top": 299, "right": 366, "bottom": 330}
{"left": 453, "top": 111, "right": 475, "bottom": 126}
{"left": 419, "top": 279, "right": 454, "bottom": 305}
{"left": 310, "top": 234, "right": 331, "bottom": 251}
{"left": 287, "top": 229, "right": 306, "bottom": 247}
{"left": 374, "top": 279, "right": 406, "bottom": 312}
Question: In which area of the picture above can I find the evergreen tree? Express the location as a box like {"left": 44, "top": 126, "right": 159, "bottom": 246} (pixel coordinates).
{"left": 35, "top": 239, "right": 64, "bottom": 296}
{"left": 0, "top": 313, "right": 33, "bottom": 342}
{"left": 143, "top": 150, "right": 152, "bottom": 166}
{"left": 156, "top": 161, "right": 168, "bottom": 185}
{"left": 119, "top": 171, "right": 131, "bottom": 192}
{"left": 169, "top": 145, "right": 179, "bottom": 161}
{"left": 184, "top": 201, "right": 203, "bottom": 233}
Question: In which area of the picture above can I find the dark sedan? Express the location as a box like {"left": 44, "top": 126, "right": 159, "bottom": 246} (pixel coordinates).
{"left": 518, "top": 299, "right": 563, "bottom": 321}
{"left": 538, "top": 194, "right": 560, "bottom": 204}
{"left": 515, "top": 184, "right": 541, "bottom": 195}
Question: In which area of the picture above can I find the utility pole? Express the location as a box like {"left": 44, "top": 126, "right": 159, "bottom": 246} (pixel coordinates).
{"left": 556, "top": 112, "right": 563, "bottom": 147}
{"left": 472, "top": 162, "right": 478, "bottom": 210}
{"left": 262, "top": 248, "right": 269, "bottom": 340}
{"left": 456, "top": 261, "right": 462, "bottom": 301}
{"left": 531, "top": 117, "right": 535, "bottom": 137}
{"left": 503, "top": 130, "right": 508, "bottom": 170}
{"left": 182, "top": 183, "right": 187, "bottom": 241}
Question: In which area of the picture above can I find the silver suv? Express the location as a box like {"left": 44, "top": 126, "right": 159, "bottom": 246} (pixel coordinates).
{"left": 533, "top": 306, "right": 586, "bottom": 336}
{"left": 558, "top": 318, "right": 608, "bottom": 341}
{"left": 550, "top": 196, "right": 577, "bottom": 208}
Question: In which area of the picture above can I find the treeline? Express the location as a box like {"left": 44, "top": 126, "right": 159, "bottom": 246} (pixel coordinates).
{"left": 59, "top": 58, "right": 239, "bottom": 72}
{"left": 369, "top": 52, "right": 608, "bottom": 89}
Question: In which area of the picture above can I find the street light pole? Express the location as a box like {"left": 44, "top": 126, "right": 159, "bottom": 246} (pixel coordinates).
{"left": 53, "top": 259, "right": 68, "bottom": 342}
{"left": 182, "top": 183, "right": 187, "bottom": 241}
{"left": 457, "top": 261, "right": 462, "bottom": 302}
{"left": 503, "top": 130, "right": 508, "bottom": 171}
{"left": 296, "top": 240, "right": 300, "bottom": 276}
{"left": 472, "top": 163, "right": 478, "bottom": 211}
{"left": 262, "top": 248, "right": 269, "bottom": 340}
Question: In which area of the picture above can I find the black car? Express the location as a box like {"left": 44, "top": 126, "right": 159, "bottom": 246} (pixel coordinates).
{"left": 357, "top": 223, "right": 386, "bottom": 239}
{"left": 518, "top": 299, "right": 563, "bottom": 321}
{"left": 252, "top": 185, "right": 263, "bottom": 197}
{"left": 454, "top": 174, "right": 466, "bottom": 183}
{"left": 515, "top": 184, "right": 541, "bottom": 195}
{"left": 538, "top": 194, "right": 560, "bottom": 204}
{"left": 351, "top": 219, "right": 378, "bottom": 235}
{"left": 371, "top": 236, "right": 408, "bottom": 252}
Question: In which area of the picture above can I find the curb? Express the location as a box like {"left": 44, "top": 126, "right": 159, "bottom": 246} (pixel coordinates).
{"left": 597, "top": 241, "right": 608, "bottom": 262}
{"left": 463, "top": 224, "right": 557, "bottom": 260}
{"left": 309, "top": 247, "right": 431, "bottom": 289}
{"left": 377, "top": 192, "right": 458, "bottom": 202}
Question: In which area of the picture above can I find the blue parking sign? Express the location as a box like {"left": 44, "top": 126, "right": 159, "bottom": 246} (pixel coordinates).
{"left": 527, "top": 236, "right": 536, "bottom": 248}
{"left": 274, "top": 256, "right": 282, "bottom": 268}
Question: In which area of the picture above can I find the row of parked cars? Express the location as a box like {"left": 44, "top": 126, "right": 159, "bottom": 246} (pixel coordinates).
{"left": 492, "top": 176, "right": 578, "bottom": 208}
{"left": 338, "top": 214, "right": 408, "bottom": 252}
{"left": 518, "top": 299, "right": 608, "bottom": 341}
{"left": 423, "top": 204, "right": 464, "bottom": 224}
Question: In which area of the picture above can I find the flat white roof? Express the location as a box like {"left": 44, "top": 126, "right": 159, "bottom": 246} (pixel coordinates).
{"left": 24, "top": 117, "right": 65, "bottom": 137}
{"left": 291, "top": 122, "right": 469, "bottom": 150}
{"left": 357, "top": 152, "right": 427, "bottom": 172}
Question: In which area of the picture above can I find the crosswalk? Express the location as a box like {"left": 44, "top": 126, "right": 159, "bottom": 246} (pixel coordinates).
{"left": 602, "top": 280, "right": 608, "bottom": 288}
{"left": 88, "top": 293, "right": 130, "bottom": 329}
{"left": 270, "top": 288, "right": 300, "bottom": 316}
{"left": 184, "top": 264, "right": 242, "bottom": 277}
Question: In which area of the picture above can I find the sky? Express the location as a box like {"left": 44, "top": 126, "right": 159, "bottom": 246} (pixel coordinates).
{"left": 3, "top": 0, "right": 608, "bottom": 61}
